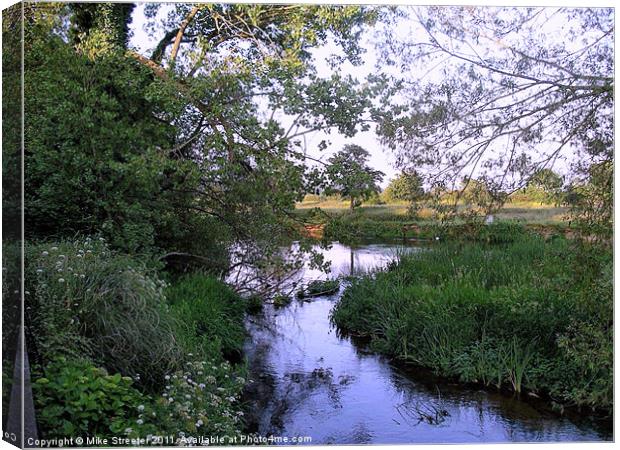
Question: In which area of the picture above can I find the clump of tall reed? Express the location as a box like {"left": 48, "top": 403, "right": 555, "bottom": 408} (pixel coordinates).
{"left": 26, "top": 237, "right": 182, "bottom": 387}
{"left": 331, "top": 236, "right": 612, "bottom": 413}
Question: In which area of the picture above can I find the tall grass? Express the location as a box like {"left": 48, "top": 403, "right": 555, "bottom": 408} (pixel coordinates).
{"left": 166, "top": 274, "right": 247, "bottom": 361}
{"left": 26, "top": 237, "right": 182, "bottom": 387}
{"left": 331, "top": 236, "right": 612, "bottom": 413}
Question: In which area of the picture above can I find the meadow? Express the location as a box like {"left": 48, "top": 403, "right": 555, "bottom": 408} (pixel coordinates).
{"left": 296, "top": 195, "right": 569, "bottom": 224}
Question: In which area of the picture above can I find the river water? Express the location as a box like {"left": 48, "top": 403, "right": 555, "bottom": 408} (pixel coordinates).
{"left": 241, "top": 241, "right": 612, "bottom": 444}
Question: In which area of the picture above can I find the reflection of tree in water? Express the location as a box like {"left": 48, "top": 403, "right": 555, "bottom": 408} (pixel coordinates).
{"left": 242, "top": 304, "right": 359, "bottom": 435}
{"left": 267, "top": 367, "right": 357, "bottom": 434}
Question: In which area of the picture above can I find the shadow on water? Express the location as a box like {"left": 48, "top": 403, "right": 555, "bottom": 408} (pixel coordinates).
{"left": 241, "top": 241, "right": 612, "bottom": 444}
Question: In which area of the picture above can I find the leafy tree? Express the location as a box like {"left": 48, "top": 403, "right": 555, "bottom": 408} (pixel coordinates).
{"left": 325, "top": 144, "right": 384, "bottom": 210}
{"left": 383, "top": 170, "right": 425, "bottom": 203}
{"left": 373, "top": 6, "right": 613, "bottom": 231}
{"left": 21, "top": 3, "right": 379, "bottom": 280}
{"left": 522, "top": 168, "right": 564, "bottom": 204}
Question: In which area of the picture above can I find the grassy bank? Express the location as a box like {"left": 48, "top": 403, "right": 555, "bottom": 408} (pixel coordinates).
{"left": 314, "top": 212, "right": 571, "bottom": 244}
{"left": 27, "top": 237, "right": 249, "bottom": 441}
{"left": 330, "top": 237, "right": 612, "bottom": 414}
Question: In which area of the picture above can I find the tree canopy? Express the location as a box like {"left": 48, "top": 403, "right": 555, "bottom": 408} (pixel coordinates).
{"left": 373, "top": 6, "right": 613, "bottom": 227}
{"left": 18, "top": 2, "right": 379, "bottom": 290}
{"left": 324, "top": 144, "right": 385, "bottom": 209}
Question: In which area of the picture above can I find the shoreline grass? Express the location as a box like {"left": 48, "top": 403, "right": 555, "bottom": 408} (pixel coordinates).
{"left": 330, "top": 236, "right": 612, "bottom": 415}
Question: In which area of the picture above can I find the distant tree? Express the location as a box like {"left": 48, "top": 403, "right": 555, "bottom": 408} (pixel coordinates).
{"left": 460, "top": 177, "right": 508, "bottom": 214}
{"left": 523, "top": 169, "right": 564, "bottom": 204}
{"left": 383, "top": 170, "right": 425, "bottom": 203}
{"left": 325, "top": 144, "right": 384, "bottom": 210}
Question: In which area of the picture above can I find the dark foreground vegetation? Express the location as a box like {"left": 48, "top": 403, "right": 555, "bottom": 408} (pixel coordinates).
{"left": 25, "top": 238, "right": 248, "bottom": 439}
{"left": 331, "top": 232, "right": 612, "bottom": 415}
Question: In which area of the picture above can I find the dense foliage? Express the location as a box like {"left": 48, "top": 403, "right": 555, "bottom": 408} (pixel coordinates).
{"left": 27, "top": 237, "right": 249, "bottom": 441}
{"left": 331, "top": 235, "right": 612, "bottom": 413}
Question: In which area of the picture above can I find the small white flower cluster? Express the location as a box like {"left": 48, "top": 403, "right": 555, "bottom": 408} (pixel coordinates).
{"left": 153, "top": 358, "right": 247, "bottom": 437}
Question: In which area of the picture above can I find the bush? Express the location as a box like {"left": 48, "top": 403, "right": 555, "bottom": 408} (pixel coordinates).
{"left": 166, "top": 274, "right": 247, "bottom": 361}
{"left": 33, "top": 358, "right": 148, "bottom": 438}
{"left": 26, "top": 237, "right": 182, "bottom": 387}
{"left": 34, "top": 357, "right": 247, "bottom": 441}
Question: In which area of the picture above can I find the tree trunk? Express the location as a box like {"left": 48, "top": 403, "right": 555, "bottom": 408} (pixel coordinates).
{"left": 350, "top": 196, "right": 355, "bottom": 210}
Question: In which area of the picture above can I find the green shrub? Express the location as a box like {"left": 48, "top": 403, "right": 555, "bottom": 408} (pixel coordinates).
{"left": 33, "top": 358, "right": 148, "bottom": 438}
{"left": 166, "top": 274, "right": 246, "bottom": 361}
{"left": 26, "top": 237, "right": 182, "bottom": 387}
{"left": 33, "top": 357, "right": 247, "bottom": 441}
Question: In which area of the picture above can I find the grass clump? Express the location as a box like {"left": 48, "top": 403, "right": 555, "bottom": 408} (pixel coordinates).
{"left": 273, "top": 294, "right": 292, "bottom": 308}
{"left": 245, "top": 294, "right": 264, "bottom": 314}
{"left": 166, "top": 274, "right": 246, "bottom": 362}
{"left": 331, "top": 237, "right": 612, "bottom": 413}
{"left": 26, "top": 237, "right": 181, "bottom": 387}
{"left": 298, "top": 279, "right": 340, "bottom": 298}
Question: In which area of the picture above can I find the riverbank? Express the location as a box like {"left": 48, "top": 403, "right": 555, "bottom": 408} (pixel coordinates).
{"left": 330, "top": 236, "right": 612, "bottom": 416}
{"left": 26, "top": 238, "right": 250, "bottom": 442}
{"left": 241, "top": 241, "right": 611, "bottom": 443}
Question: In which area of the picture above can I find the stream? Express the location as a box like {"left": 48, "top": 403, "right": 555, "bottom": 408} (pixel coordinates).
{"left": 241, "top": 241, "right": 612, "bottom": 444}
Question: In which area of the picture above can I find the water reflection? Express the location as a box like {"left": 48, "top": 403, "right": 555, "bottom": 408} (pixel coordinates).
{"left": 242, "top": 242, "right": 611, "bottom": 444}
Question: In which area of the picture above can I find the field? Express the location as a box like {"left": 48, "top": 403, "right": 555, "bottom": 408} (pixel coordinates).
{"left": 296, "top": 196, "right": 568, "bottom": 225}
